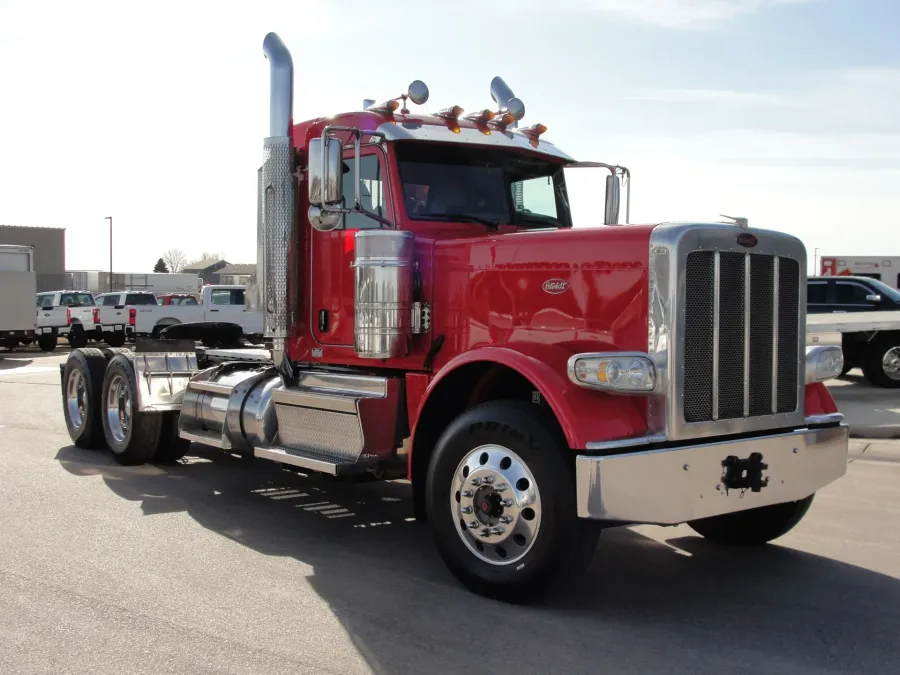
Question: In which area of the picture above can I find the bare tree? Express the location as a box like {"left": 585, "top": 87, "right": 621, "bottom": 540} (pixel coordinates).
{"left": 200, "top": 251, "right": 224, "bottom": 261}
{"left": 162, "top": 248, "right": 188, "bottom": 273}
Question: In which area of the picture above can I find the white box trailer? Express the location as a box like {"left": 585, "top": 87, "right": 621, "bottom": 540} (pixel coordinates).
{"left": 820, "top": 256, "right": 900, "bottom": 290}
{"left": 0, "top": 245, "right": 37, "bottom": 349}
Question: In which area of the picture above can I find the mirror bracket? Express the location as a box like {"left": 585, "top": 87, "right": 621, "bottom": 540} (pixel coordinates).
{"left": 309, "top": 126, "right": 394, "bottom": 230}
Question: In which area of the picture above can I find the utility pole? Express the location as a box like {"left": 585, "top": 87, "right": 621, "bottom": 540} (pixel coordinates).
{"left": 105, "top": 216, "right": 113, "bottom": 291}
{"left": 814, "top": 247, "right": 820, "bottom": 276}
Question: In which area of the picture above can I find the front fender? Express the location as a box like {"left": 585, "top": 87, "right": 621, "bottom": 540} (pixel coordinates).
{"left": 412, "top": 344, "right": 650, "bottom": 451}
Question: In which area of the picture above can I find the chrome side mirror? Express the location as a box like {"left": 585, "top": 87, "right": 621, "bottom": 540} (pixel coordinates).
{"left": 308, "top": 136, "right": 343, "bottom": 231}
{"left": 866, "top": 293, "right": 882, "bottom": 303}
{"left": 308, "top": 137, "right": 343, "bottom": 206}
{"left": 604, "top": 174, "right": 621, "bottom": 225}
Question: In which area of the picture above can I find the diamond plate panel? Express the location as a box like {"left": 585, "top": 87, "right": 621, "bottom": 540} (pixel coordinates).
{"left": 262, "top": 136, "right": 294, "bottom": 339}
{"left": 275, "top": 403, "right": 364, "bottom": 463}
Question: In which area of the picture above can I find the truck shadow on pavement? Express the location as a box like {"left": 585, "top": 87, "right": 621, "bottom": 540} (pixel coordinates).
{"left": 55, "top": 444, "right": 900, "bottom": 675}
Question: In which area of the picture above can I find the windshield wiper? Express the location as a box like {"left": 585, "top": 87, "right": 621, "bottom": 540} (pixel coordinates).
{"left": 422, "top": 213, "right": 500, "bottom": 229}
{"left": 516, "top": 212, "right": 561, "bottom": 228}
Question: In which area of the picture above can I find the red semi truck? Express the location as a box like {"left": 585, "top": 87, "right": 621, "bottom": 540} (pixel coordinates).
{"left": 58, "top": 33, "right": 849, "bottom": 603}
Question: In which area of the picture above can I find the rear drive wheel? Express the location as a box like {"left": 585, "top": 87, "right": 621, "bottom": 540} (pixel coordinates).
{"left": 154, "top": 412, "right": 191, "bottom": 463}
{"left": 862, "top": 336, "right": 900, "bottom": 388}
{"left": 101, "top": 353, "right": 162, "bottom": 465}
{"left": 38, "top": 333, "right": 57, "bottom": 352}
{"left": 426, "top": 400, "right": 599, "bottom": 604}
{"left": 67, "top": 325, "right": 88, "bottom": 349}
{"left": 105, "top": 331, "right": 126, "bottom": 348}
{"left": 688, "top": 494, "right": 815, "bottom": 546}
{"left": 61, "top": 348, "right": 108, "bottom": 449}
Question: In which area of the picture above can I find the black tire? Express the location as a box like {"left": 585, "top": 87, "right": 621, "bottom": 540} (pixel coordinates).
{"left": 154, "top": 412, "right": 191, "bottom": 463}
{"left": 425, "top": 400, "right": 599, "bottom": 604}
{"left": 861, "top": 335, "right": 900, "bottom": 388}
{"left": 839, "top": 363, "right": 852, "bottom": 377}
{"left": 38, "top": 333, "right": 57, "bottom": 352}
{"left": 101, "top": 353, "right": 162, "bottom": 466}
{"left": 688, "top": 494, "right": 814, "bottom": 546}
{"left": 61, "top": 348, "right": 109, "bottom": 449}
{"left": 105, "top": 331, "right": 127, "bottom": 348}
{"left": 67, "top": 325, "right": 88, "bottom": 349}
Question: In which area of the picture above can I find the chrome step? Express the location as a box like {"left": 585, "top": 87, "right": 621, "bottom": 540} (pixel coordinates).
{"left": 255, "top": 445, "right": 370, "bottom": 475}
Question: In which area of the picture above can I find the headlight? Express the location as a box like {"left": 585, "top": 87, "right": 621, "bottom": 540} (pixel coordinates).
{"left": 805, "top": 345, "right": 844, "bottom": 383}
{"left": 567, "top": 353, "right": 656, "bottom": 393}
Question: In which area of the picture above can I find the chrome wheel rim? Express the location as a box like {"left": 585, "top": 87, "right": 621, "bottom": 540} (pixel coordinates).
{"left": 66, "top": 369, "right": 87, "bottom": 430}
{"left": 883, "top": 347, "right": 900, "bottom": 380}
{"left": 450, "top": 444, "right": 542, "bottom": 566}
{"left": 105, "top": 374, "right": 132, "bottom": 444}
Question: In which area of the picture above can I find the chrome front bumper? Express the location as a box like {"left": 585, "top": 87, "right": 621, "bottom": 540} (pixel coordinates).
{"left": 575, "top": 423, "right": 849, "bottom": 525}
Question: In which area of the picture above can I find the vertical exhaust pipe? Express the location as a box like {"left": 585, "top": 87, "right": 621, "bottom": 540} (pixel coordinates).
{"left": 259, "top": 32, "right": 295, "bottom": 385}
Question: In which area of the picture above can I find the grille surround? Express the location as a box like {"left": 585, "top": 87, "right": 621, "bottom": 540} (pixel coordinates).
{"left": 648, "top": 224, "right": 807, "bottom": 442}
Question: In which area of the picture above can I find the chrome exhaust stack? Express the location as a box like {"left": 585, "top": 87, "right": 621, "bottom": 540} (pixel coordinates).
{"left": 259, "top": 32, "right": 295, "bottom": 384}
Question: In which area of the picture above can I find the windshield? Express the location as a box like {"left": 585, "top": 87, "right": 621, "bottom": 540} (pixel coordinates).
{"left": 396, "top": 142, "right": 570, "bottom": 229}
{"left": 860, "top": 277, "right": 900, "bottom": 303}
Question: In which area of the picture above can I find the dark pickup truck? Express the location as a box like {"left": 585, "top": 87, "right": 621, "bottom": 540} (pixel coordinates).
{"left": 808, "top": 275, "right": 900, "bottom": 386}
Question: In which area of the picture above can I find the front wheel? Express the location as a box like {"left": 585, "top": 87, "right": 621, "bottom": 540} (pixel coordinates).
{"left": 688, "top": 494, "right": 814, "bottom": 546}
{"left": 67, "top": 325, "right": 88, "bottom": 349}
{"left": 38, "top": 333, "right": 57, "bottom": 352}
{"left": 426, "top": 400, "right": 599, "bottom": 604}
{"left": 105, "top": 331, "right": 126, "bottom": 348}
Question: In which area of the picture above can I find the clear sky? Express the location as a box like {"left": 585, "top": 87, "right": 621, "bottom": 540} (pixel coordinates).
{"left": 0, "top": 0, "right": 896, "bottom": 273}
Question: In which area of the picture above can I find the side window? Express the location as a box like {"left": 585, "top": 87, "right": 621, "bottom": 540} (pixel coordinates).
{"left": 210, "top": 289, "right": 244, "bottom": 305}
{"left": 342, "top": 154, "right": 385, "bottom": 230}
{"left": 512, "top": 174, "right": 558, "bottom": 221}
{"left": 807, "top": 283, "right": 827, "bottom": 304}
{"left": 835, "top": 283, "right": 872, "bottom": 305}
{"left": 37, "top": 294, "right": 54, "bottom": 308}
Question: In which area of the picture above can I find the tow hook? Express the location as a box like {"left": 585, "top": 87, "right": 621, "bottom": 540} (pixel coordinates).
{"left": 721, "top": 452, "right": 769, "bottom": 492}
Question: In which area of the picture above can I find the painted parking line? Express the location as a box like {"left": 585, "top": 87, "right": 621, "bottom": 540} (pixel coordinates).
{"left": 0, "top": 366, "right": 61, "bottom": 376}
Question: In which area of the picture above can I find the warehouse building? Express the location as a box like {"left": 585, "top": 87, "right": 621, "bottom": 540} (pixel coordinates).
{"left": 0, "top": 224, "right": 66, "bottom": 291}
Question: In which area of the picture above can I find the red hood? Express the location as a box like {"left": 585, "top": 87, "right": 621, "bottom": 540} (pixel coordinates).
{"left": 430, "top": 224, "right": 657, "bottom": 360}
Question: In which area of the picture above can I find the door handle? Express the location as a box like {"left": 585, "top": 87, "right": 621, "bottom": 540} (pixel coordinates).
{"left": 209, "top": 309, "right": 219, "bottom": 312}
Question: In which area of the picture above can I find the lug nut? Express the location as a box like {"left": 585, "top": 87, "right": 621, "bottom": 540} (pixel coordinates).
{"left": 479, "top": 529, "right": 492, "bottom": 538}
{"left": 468, "top": 520, "right": 480, "bottom": 529}
{"left": 495, "top": 483, "right": 508, "bottom": 492}
{"left": 499, "top": 515, "right": 513, "bottom": 524}
{"left": 490, "top": 526, "right": 505, "bottom": 535}
{"left": 502, "top": 498, "right": 514, "bottom": 507}
{"left": 462, "top": 490, "right": 473, "bottom": 498}
{"left": 483, "top": 476, "right": 494, "bottom": 484}
{"left": 461, "top": 505, "right": 473, "bottom": 514}
{"left": 470, "top": 477, "right": 483, "bottom": 486}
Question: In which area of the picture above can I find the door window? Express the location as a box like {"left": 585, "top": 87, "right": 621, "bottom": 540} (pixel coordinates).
{"left": 37, "top": 294, "right": 54, "bottom": 308}
{"left": 210, "top": 289, "right": 245, "bottom": 306}
{"left": 834, "top": 282, "right": 874, "bottom": 306}
{"left": 342, "top": 154, "right": 386, "bottom": 230}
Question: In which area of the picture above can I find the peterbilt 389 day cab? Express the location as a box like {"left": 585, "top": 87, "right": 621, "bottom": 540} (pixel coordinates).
{"left": 58, "top": 33, "right": 849, "bottom": 603}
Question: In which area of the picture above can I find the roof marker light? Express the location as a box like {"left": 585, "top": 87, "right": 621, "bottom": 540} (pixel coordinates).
{"left": 465, "top": 109, "right": 495, "bottom": 122}
{"left": 436, "top": 105, "right": 465, "bottom": 120}
{"left": 368, "top": 99, "right": 400, "bottom": 114}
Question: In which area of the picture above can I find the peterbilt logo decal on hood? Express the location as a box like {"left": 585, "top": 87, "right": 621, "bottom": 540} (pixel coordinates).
{"left": 542, "top": 279, "right": 569, "bottom": 294}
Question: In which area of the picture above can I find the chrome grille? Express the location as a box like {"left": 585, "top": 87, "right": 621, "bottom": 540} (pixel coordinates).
{"left": 684, "top": 251, "right": 800, "bottom": 424}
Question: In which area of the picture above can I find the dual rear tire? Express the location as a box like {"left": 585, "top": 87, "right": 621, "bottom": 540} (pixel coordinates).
{"left": 61, "top": 349, "right": 190, "bottom": 464}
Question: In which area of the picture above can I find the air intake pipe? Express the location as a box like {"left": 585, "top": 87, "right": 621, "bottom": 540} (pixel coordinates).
{"left": 258, "top": 32, "right": 295, "bottom": 385}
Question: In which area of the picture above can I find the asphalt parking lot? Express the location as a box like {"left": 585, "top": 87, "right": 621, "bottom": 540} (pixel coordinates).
{"left": 1, "top": 346, "right": 899, "bottom": 674}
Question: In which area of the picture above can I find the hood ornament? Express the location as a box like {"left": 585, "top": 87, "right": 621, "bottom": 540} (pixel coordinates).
{"left": 720, "top": 214, "right": 749, "bottom": 229}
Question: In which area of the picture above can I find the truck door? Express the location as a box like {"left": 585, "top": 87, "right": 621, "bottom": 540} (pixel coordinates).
{"left": 207, "top": 288, "right": 247, "bottom": 322}
{"left": 310, "top": 147, "right": 391, "bottom": 347}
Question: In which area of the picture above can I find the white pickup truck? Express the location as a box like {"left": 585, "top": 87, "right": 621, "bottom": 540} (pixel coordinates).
{"left": 133, "top": 285, "right": 263, "bottom": 339}
{"left": 807, "top": 310, "right": 900, "bottom": 387}
{"left": 93, "top": 291, "right": 160, "bottom": 347}
{"left": 0, "top": 245, "right": 37, "bottom": 351}
{"left": 35, "top": 290, "right": 99, "bottom": 351}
